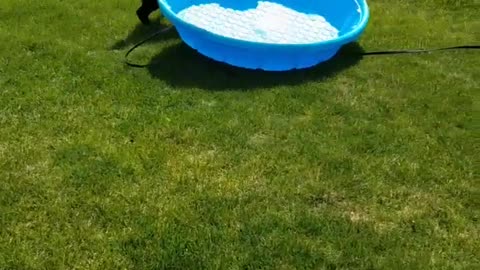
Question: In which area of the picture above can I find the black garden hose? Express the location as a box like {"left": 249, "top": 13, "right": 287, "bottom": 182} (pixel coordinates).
{"left": 125, "top": 25, "right": 480, "bottom": 68}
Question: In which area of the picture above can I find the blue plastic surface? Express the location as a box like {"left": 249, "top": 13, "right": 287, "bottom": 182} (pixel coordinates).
{"left": 157, "top": 0, "right": 370, "bottom": 71}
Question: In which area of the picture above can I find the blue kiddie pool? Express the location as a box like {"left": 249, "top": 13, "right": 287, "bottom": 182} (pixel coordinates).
{"left": 157, "top": 0, "right": 369, "bottom": 71}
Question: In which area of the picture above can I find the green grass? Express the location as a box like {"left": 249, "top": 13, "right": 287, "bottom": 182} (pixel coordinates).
{"left": 1, "top": 0, "right": 479, "bottom": 269}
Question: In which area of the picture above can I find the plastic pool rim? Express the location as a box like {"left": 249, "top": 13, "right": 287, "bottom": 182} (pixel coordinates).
{"left": 157, "top": 0, "right": 370, "bottom": 70}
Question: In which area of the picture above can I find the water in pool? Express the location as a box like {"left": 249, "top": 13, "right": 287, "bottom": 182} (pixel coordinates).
{"left": 177, "top": 1, "right": 339, "bottom": 44}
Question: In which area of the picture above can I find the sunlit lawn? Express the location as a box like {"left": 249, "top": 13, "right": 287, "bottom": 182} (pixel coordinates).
{"left": 0, "top": 0, "right": 478, "bottom": 268}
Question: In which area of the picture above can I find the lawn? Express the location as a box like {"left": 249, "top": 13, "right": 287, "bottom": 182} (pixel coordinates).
{"left": 0, "top": 0, "right": 479, "bottom": 269}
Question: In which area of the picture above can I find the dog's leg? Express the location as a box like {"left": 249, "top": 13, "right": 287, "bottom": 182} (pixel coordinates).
{"left": 136, "top": 0, "right": 159, "bottom": 25}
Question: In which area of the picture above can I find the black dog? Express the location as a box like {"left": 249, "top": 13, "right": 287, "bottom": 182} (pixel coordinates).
{"left": 136, "top": 0, "right": 159, "bottom": 25}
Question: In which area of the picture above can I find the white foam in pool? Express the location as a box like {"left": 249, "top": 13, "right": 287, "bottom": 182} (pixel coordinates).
{"left": 177, "top": 1, "right": 339, "bottom": 44}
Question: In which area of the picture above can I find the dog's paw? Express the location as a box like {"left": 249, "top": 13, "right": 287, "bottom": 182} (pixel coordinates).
{"left": 136, "top": 8, "right": 151, "bottom": 25}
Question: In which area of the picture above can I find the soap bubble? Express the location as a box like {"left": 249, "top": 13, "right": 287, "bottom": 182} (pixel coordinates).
{"left": 177, "top": 1, "right": 339, "bottom": 44}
